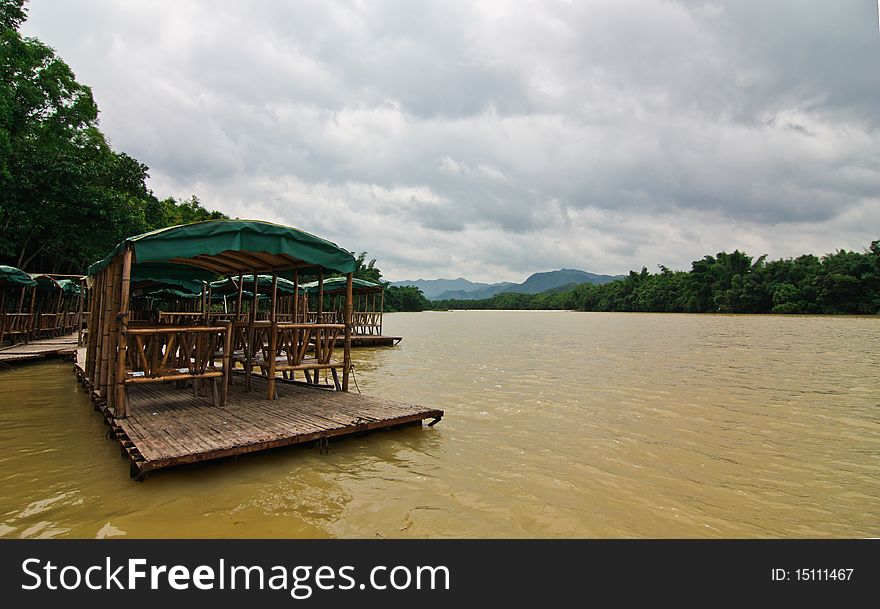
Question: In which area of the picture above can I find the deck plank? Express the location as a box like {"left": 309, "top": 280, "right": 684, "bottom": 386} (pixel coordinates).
{"left": 101, "top": 371, "right": 443, "bottom": 474}
{"left": 0, "top": 332, "right": 79, "bottom": 363}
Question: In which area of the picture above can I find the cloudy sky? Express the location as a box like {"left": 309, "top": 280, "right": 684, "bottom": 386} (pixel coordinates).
{"left": 22, "top": 0, "right": 880, "bottom": 282}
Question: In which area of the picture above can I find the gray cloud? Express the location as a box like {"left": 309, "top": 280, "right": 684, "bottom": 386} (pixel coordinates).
{"left": 22, "top": 0, "right": 880, "bottom": 282}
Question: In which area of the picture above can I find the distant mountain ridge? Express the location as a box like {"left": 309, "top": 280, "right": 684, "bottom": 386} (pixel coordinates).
{"left": 388, "top": 277, "right": 514, "bottom": 300}
{"left": 392, "top": 269, "right": 624, "bottom": 301}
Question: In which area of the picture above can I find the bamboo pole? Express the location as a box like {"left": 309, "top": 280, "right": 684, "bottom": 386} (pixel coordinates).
{"left": 251, "top": 275, "right": 259, "bottom": 319}
{"left": 342, "top": 273, "right": 352, "bottom": 391}
{"left": 76, "top": 279, "right": 85, "bottom": 346}
{"left": 245, "top": 274, "right": 258, "bottom": 392}
{"left": 293, "top": 270, "right": 299, "bottom": 322}
{"left": 27, "top": 286, "right": 35, "bottom": 343}
{"left": 106, "top": 257, "right": 122, "bottom": 408}
{"left": 98, "top": 261, "right": 114, "bottom": 398}
{"left": 379, "top": 288, "right": 384, "bottom": 336}
{"left": 270, "top": 274, "right": 278, "bottom": 323}
{"left": 115, "top": 248, "right": 133, "bottom": 418}
{"left": 221, "top": 320, "right": 232, "bottom": 406}
{"left": 0, "top": 289, "right": 6, "bottom": 346}
{"left": 316, "top": 270, "right": 324, "bottom": 374}
{"left": 87, "top": 273, "right": 102, "bottom": 383}
{"left": 235, "top": 274, "right": 244, "bottom": 320}
{"left": 267, "top": 273, "right": 278, "bottom": 399}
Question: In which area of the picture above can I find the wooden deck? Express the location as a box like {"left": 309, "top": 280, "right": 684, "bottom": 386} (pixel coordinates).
{"left": 73, "top": 352, "right": 442, "bottom": 480}
{"left": 347, "top": 334, "right": 403, "bottom": 347}
{"left": 0, "top": 332, "right": 79, "bottom": 365}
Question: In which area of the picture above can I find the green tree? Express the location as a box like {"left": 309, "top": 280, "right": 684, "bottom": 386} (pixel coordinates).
{"left": 384, "top": 285, "right": 429, "bottom": 312}
{"left": 0, "top": 0, "right": 225, "bottom": 273}
{"left": 353, "top": 251, "right": 382, "bottom": 283}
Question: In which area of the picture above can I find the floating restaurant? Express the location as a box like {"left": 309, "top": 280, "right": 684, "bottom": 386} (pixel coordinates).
{"left": 75, "top": 219, "right": 441, "bottom": 480}
{"left": 0, "top": 266, "right": 85, "bottom": 362}
{"left": 300, "top": 276, "right": 402, "bottom": 346}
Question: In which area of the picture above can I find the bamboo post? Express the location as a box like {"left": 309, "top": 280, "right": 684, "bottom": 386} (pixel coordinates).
{"left": 115, "top": 249, "right": 133, "bottom": 418}
{"left": 106, "top": 257, "right": 122, "bottom": 408}
{"left": 270, "top": 274, "right": 278, "bottom": 323}
{"left": 342, "top": 272, "right": 352, "bottom": 391}
{"left": 27, "top": 286, "right": 35, "bottom": 343}
{"left": 201, "top": 282, "right": 207, "bottom": 323}
{"left": 293, "top": 271, "right": 299, "bottom": 322}
{"left": 17, "top": 285, "right": 25, "bottom": 313}
{"left": 245, "top": 274, "right": 258, "bottom": 392}
{"left": 98, "top": 261, "right": 114, "bottom": 398}
{"left": 379, "top": 288, "right": 384, "bottom": 336}
{"left": 76, "top": 279, "right": 85, "bottom": 346}
{"left": 235, "top": 274, "right": 244, "bottom": 321}
{"left": 316, "top": 270, "right": 324, "bottom": 371}
{"left": 221, "top": 320, "right": 232, "bottom": 406}
{"left": 267, "top": 273, "right": 278, "bottom": 399}
{"left": 86, "top": 273, "right": 102, "bottom": 383}
{"left": 0, "top": 288, "right": 6, "bottom": 346}
{"left": 251, "top": 275, "right": 259, "bottom": 319}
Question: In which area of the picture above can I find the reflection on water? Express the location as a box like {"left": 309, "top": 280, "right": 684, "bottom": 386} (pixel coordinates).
{"left": 0, "top": 311, "right": 878, "bottom": 538}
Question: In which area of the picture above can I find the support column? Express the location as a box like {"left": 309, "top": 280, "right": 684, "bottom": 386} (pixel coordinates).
{"left": 115, "top": 248, "right": 133, "bottom": 418}
{"left": 343, "top": 272, "right": 353, "bottom": 392}
{"left": 267, "top": 273, "right": 278, "bottom": 399}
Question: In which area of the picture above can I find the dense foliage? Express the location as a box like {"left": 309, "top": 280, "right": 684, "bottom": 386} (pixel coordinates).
{"left": 383, "top": 285, "right": 430, "bottom": 312}
{"left": 432, "top": 243, "right": 880, "bottom": 315}
{"left": 0, "top": 0, "right": 224, "bottom": 274}
{"left": 337, "top": 252, "right": 429, "bottom": 312}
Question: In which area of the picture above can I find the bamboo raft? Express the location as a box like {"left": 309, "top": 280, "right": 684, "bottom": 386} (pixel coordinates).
{"left": 346, "top": 334, "right": 402, "bottom": 347}
{"left": 0, "top": 331, "right": 79, "bottom": 365}
{"left": 71, "top": 220, "right": 438, "bottom": 480}
{"left": 73, "top": 349, "right": 442, "bottom": 480}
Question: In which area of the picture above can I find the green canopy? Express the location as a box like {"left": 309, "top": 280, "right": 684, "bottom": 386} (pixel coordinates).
{"left": 300, "top": 276, "right": 383, "bottom": 296}
{"left": 88, "top": 219, "right": 356, "bottom": 278}
{"left": 210, "top": 274, "right": 300, "bottom": 296}
{"left": 211, "top": 291, "right": 268, "bottom": 302}
{"left": 31, "top": 274, "right": 63, "bottom": 296}
{"left": 130, "top": 262, "right": 214, "bottom": 293}
{"left": 56, "top": 278, "right": 82, "bottom": 296}
{"left": 0, "top": 265, "right": 37, "bottom": 287}
{"left": 135, "top": 288, "right": 201, "bottom": 300}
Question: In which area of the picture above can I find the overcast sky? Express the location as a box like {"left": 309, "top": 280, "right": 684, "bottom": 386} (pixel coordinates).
{"left": 22, "top": 0, "right": 880, "bottom": 282}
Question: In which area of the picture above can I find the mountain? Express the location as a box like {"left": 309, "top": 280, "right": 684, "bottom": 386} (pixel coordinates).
{"left": 431, "top": 269, "right": 625, "bottom": 300}
{"left": 389, "top": 278, "right": 513, "bottom": 300}
{"left": 514, "top": 269, "right": 622, "bottom": 294}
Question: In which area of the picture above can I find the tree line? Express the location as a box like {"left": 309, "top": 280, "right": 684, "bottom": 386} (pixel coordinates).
{"left": 0, "top": 0, "right": 224, "bottom": 274}
{"left": 432, "top": 243, "right": 880, "bottom": 315}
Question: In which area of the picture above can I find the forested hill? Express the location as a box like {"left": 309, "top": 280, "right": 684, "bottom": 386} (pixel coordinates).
{"left": 432, "top": 245, "right": 880, "bottom": 315}
{"left": 0, "top": 0, "right": 225, "bottom": 274}
{"left": 399, "top": 269, "right": 623, "bottom": 301}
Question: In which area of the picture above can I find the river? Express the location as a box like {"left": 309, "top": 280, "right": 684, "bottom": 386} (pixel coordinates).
{"left": 0, "top": 311, "right": 878, "bottom": 538}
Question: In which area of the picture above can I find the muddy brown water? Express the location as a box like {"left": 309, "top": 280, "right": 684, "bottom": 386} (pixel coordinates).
{"left": 0, "top": 311, "right": 877, "bottom": 538}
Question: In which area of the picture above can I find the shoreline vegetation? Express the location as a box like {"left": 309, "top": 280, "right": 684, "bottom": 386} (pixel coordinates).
{"left": 430, "top": 245, "right": 880, "bottom": 315}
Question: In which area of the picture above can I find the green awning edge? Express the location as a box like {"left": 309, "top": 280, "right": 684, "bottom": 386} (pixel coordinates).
{"left": 209, "top": 274, "right": 300, "bottom": 296}
{"left": 300, "top": 276, "right": 383, "bottom": 295}
{"left": 0, "top": 265, "right": 37, "bottom": 287}
{"left": 87, "top": 219, "right": 357, "bottom": 277}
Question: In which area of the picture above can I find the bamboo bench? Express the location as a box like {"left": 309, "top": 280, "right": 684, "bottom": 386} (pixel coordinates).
{"left": 123, "top": 325, "right": 231, "bottom": 407}
{"left": 1, "top": 313, "right": 33, "bottom": 345}
{"left": 253, "top": 323, "right": 345, "bottom": 396}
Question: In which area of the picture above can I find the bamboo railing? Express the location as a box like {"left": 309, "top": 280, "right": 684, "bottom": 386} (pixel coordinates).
{"left": 0, "top": 313, "right": 33, "bottom": 345}
{"left": 123, "top": 324, "right": 232, "bottom": 408}
{"left": 258, "top": 323, "right": 345, "bottom": 397}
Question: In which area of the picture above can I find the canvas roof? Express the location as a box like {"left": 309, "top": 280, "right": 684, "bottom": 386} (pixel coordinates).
{"left": 87, "top": 220, "right": 356, "bottom": 278}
